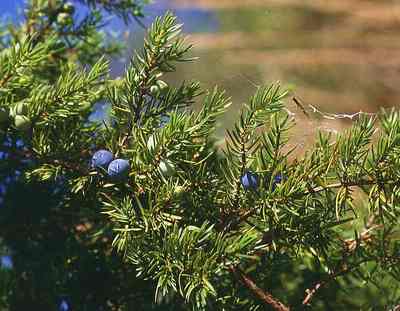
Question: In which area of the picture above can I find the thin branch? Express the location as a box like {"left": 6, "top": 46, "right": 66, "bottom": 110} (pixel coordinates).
{"left": 303, "top": 215, "right": 379, "bottom": 306}
{"left": 229, "top": 265, "right": 290, "bottom": 311}
{"left": 292, "top": 96, "right": 376, "bottom": 121}
{"left": 0, "top": 72, "right": 13, "bottom": 88}
{"left": 292, "top": 97, "right": 311, "bottom": 119}
{"left": 302, "top": 260, "right": 366, "bottom": 306}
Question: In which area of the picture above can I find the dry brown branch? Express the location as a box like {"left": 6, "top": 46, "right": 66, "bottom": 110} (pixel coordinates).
{"left": 302, "top": 265, "right": 351, "bottom": 306}
{"left": 229, "top": 265, "right": 290, "bottom": 311}
{"left": 303, "top": 215, "right": 380, "bottom": 305}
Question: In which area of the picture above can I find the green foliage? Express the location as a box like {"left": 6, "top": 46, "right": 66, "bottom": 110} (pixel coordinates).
{"left": 0, "top": 1, "right": 399, "bottom": 311}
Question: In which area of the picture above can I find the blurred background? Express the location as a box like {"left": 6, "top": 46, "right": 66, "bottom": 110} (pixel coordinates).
{"left": 2, "top": 0, "right": 400, "bottom": 142}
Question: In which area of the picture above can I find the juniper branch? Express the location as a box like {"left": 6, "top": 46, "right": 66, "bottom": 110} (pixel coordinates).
{"left": 229, "top": 265, "right": 290, "bottom": 311}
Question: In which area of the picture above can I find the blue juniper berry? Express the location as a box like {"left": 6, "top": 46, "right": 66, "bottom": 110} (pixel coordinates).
{"left": 91, "top": 149, "right": 113, "bottom": 170}
{"left": 107, "top": 159, "right": 130, "bottom": 181}
{"left": 265, "top": 173, "right": 283, "bottom": 191}
{"left": 273, "top": 174, "right": 283, "bottom": 188}
{"left": 241, "top": 171, "right": 259, "bottom": 190}
{"left": 159, "top": 114, "right": 170, "bottom": 128}
{"left": 1, "top": 255, "right": 13, "bottom": 269}
{"left": 59, "top": 299, "right": 69, "bottom": 311}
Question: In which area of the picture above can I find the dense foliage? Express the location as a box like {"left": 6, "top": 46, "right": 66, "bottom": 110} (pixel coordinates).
{"left": 0, "top": 1, "right": 399, "bottom": 310}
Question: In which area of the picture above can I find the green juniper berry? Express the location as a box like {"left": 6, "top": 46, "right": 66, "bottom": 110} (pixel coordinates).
{"left": 14, "top": 115, "right": 31, "bottom": 131}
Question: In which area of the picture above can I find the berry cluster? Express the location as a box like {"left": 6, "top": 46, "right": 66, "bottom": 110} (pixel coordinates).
{"left": 149, "top": 80, "right": 168, "bottom": 97}
{"left": 91, "top": 150, "right": 130, "bottom": 181}
{"left": 0, "top": 102, "right": 32, "bottom": 132}
{"left": 240, "top": 171, "right": 283, "bottom": 191}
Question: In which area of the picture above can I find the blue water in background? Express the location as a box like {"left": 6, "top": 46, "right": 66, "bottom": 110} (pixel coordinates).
{"left": 0, "top": 0, "right": 219, "bottom": 33}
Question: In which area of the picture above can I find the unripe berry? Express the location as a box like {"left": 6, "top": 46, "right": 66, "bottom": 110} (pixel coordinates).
{"left": 150, "top": 80, "right": 168, "bottom": 97}
{"left": 63, "top": 2, "right": 75, "bottom": 14}
{"left": 11, "top": 102, "right": 28, "bottom": 117}
{"left": 107, "top": 159, "right": 130, "bottom": 181}
{"left": 78, "top": 102, "right": 91, "bottom": 112}
{"left": 149, "top": 85, "right": 160, "bottom": 96}
{"left": 57, "top": 13, "right": 72, "bottom": 25}
{"left": 156, "top": 80, "right": 168, "bottom": 93}
{"left": 14, "top": 115, "right": 31, "bottom": 131}
{"left": 91, "top": 150, "right": 113, "bottom": 170}
{"left": 159, "top": 159, "right": 175, "bottom": 177}
{"left": 241, "top": 171, "right": 259, "bottom": 190}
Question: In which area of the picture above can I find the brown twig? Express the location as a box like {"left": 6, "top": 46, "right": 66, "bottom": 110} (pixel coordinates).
{"left": 344, "top": 224, "right": 382, "bottom": 252}
{"left": 292, "top": 97, "right": 310, "bottom": 119}
{"left": 229, "top": 265, "right": 290, "bottom": 311}
{"left": 0, "top": 72, "right": 12, "bottom": 88}
{"left": 302, "top": 282, "right": 322, "bottom": 306}
{"left": 303, "top": 215, "right": 380, "bottom": 306}
{"left": 302, "top": 261, "right": 367, "bottom": 306}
